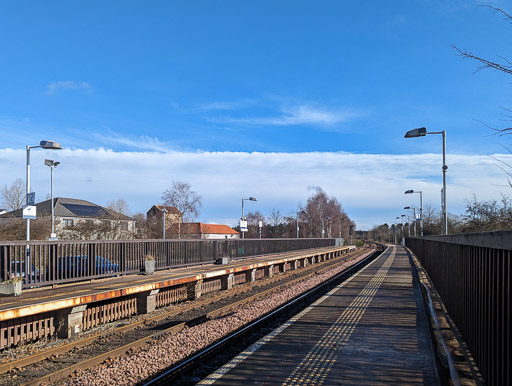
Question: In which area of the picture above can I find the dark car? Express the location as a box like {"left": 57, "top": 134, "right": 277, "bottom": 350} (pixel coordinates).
{"left": 55, "top": 255, "right": 120, "bottom": 278}
{"left": 10, "top": 261, "right": 40, "bottom": 284}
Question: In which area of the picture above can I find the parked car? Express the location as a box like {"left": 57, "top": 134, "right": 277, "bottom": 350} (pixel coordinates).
{"left": 10, "top": 261, "right": 40, "bottom": 283}
{"left": 55, "top": 255, "right": 120, "bottom": 278}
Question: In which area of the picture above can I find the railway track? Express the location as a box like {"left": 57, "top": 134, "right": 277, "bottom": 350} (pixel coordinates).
{"left": 145, "top": 244, "right": 383, "bottom": 385}
{"left": 0, "top": 244, "right": 379, "bottom": 386}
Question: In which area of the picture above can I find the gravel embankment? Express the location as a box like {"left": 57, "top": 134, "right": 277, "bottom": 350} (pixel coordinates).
{"left": 66, "top": 248, "right": 375, "bottom": 386}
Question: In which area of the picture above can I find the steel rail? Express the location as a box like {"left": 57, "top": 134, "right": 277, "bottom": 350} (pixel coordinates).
{"left": 7, "top": 246, "right": 369, "bottom": 385}
{"left": 144, "top": 244, "right": 382, "bottom": 385}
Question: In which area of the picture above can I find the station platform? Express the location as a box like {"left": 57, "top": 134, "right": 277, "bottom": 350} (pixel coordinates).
{"left": 0, "top": 246, "right": 354, "bottom": 348}
{"left": 201, "top": 245, "right": 440, "bottom": 385}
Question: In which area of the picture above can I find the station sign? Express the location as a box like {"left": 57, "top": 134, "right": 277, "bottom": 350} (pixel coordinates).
{"left": 23, "top": 205, "right": 37, "bottom": 219}
{"left": 27, "top": 192, "right": 35, "bottom": 206}
{"left": 240, "top": 220, "right": 248, "bottom": 232}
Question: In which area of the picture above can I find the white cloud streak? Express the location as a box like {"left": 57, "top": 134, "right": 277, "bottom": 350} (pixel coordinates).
{"left": 47, "top": 81, "right": 93, "bottom": 95}
{"left": 1, "top": 148, "right": 510, "bottom": 230}
{"left": 211, "top": 105, "right": 359, "bottom": 127}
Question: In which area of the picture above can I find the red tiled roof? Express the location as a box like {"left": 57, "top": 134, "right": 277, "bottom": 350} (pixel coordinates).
{"left": 168, "top": 222, "right": 238, "bottom": 235}
{"left": 200, "top": 223, "right": 239, "bottom": 235}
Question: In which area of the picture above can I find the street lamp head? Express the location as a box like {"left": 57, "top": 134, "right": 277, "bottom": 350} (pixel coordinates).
{"left": 404, "top": 190, "right": 414, "bottom": 194}
{"left": 45, "top": 159, "right": 60, "bottom": 167}
{"left": 248, "top": 197, "right": 257, "bottom": 201}
{"left": 40, "top": 140, "right": 62, "bottom": 150}
{"left": 404, "top": 127, "right": 427, "bottom": 138}
{"left": 301, "top": 210, "right": 307, "bottom": 214}
{"left": 404, "top": 206, "right": 410, "bottom": 209}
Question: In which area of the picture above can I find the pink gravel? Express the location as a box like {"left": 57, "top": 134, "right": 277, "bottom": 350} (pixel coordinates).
{"left": 66, "top": 248, "right": 375, "bottom": 386}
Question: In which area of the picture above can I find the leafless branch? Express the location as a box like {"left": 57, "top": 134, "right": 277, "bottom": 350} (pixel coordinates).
{"left": 453, "top": 46, "right": 512, "bottom": 75}
{"left": 478, "top": 5, "right": 512, "bottom": 23}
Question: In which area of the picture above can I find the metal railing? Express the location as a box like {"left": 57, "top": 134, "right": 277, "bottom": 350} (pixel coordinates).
{"left": 1, "top": 238, "right": 335, "bottom": 288}
{"left": 406, "top": 231, "right": 511, "bottom": 386}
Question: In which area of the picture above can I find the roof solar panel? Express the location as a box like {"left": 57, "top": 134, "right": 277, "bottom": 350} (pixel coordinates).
{"left": 62, "top": 203, "right": 110, "bottom": 217}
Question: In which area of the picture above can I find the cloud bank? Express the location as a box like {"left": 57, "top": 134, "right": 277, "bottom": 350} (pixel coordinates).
{"left": 0, "top": 148, "right": 510, "bottom": 229}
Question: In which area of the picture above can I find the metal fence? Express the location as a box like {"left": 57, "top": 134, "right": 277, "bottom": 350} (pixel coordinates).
{"left": 406, "top": 232, "right": 511, "bottom": 386}
{"left": 1, "top": 238, "right": 335, "bottom": 288}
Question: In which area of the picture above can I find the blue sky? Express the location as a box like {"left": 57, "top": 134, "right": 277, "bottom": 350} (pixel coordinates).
{"left": 1, "top": 1, "right": 512, "bottom": 229}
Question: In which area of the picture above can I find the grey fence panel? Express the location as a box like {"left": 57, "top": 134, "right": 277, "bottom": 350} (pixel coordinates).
{"left": 1, "top": 238, "right": 335, "bottom": 289}
{"left": 406, "top": 235, "right": 511, "bottom": 386}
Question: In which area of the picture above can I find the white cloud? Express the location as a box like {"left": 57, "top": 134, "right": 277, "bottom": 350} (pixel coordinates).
{"left": 47, "top": 81, "right": 93, "bottom": 95}
{"left": 91, "top": 131, "right": 175, "bottom": 152}
{"left": 211, "top": 104, "right": 359, "bottom": 128}
{"left": 1, "top": 148, "right": 510, "bottom": 230}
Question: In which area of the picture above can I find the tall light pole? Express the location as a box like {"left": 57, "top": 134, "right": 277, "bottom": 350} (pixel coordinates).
{"left": 405, "top": 127, "right": 448, "bottom": 235}
{"left": 321, "top": 216, "right": 331, "bottom": 238}
{"left": 405, "top": 190, "right": 423, "bottom": 236}
{"left": 44, "top": 159, "right": 60, "bottom": 240}
{"left": 296, "top": 210, "right": 307, "bottom": 238}
{"left": 241, "top": 197, "right": 257, "bottom": 239}
{"left": 401, "top": 214, "right": 406, "bottom": 245}
{"left": 26, "top": 140, "right": 62, "bottom": 243}
{"left": 161, "top": 206, "right": 168, "bottom": 239}
{"left": 404, "top": 206, "right": 416, "bottom": 237}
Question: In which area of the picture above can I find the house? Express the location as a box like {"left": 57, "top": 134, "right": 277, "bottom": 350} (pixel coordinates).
{"left": 0, "top": 197, "right": 135, "bottom": 240}
{"left": 167, "top": 222, "right": 240, "bottom": 239}
{"left": 146, "top": 205, "right": 182, "bottom": 224}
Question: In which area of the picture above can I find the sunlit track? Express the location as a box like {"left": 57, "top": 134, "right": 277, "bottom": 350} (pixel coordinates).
{"left": 0, "top": 245, "right": 375, "bottom": 386}
{"left": 144, "top": 244, "right": 383, "bottom": 386}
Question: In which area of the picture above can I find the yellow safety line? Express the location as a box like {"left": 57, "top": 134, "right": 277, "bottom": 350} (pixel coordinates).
{"left": 198, "top": 246, "right": 393, "bottom": 385}
{"left": 283, "top": 249, "right": 396, "bottom": 385}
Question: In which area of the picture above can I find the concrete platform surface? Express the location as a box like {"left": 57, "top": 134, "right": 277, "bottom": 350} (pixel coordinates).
{"left": 201, "top": 245, "right": 440, "bottom": 385}
{"left": 0, "top": 246, "right": 350, "bottom": 322}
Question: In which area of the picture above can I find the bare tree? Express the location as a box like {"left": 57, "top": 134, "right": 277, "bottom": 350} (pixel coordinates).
{"left": 106, "top": 198, "right": 131, "bottom": 216}
{"left": 304, "top": 187, "right": 351, "bottom": 239}
{"left": 246, "top": 210, "right": 265, "bottom": 238}
{"left": 265, "top": 209, "right": 288, "bottom": 238}
{"left": 162, "top": 181, "right": 202, "bottom": 238}
{"left": 1, "top": 178, "right": 25, "bottom": 211}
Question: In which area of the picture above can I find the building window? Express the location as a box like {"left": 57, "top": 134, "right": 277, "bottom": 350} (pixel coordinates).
{"left": 63, "top": 219, "right": 74, "bottom": 227}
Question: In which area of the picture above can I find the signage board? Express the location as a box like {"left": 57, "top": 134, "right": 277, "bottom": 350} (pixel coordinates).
{"left": 27, "top": 192, "right": 35, "bottom": 206}
{"left": 258, "top": 221, "right": 263, "bottom": 228}
{"left": 23, "top": 205, "right": 37, "bottom": 220}
{"left": 240, "top": 220, "right": 248, "bottom": 232}
{"left": 416, "top": 213, "right": 421, "bottom": 221}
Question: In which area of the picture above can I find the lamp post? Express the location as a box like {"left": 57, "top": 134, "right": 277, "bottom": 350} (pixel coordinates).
{"left": 405, "top": 127, "right": 447, "bottom": 235}
{"left": 296, "top": 210, "right": 307, "bottom": 238}
{"left": 405, "top": 190, "right": 423, "bottom": 236}
{"left": 161, "top": 206, "right": 168, "bottom": 239}
{"left": 395, "top": 217, "right": 400, "bottom": 244}
{"left": 400, "top": 214, "right": 406, "bottom": 245}
{"left": 241, "top": 197, "right": 257, "bottom": 239}
{"left": 321, "top": 216, "right": 331, "bottom": 238}
{"left": 404, "top": 206, "right": 417, "bottom": 237}
{"left": 44, "top": 159, "right": 60, "bottom": 240}
{"left": 26, "top": 141, "right": 62, "bottom": 243}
